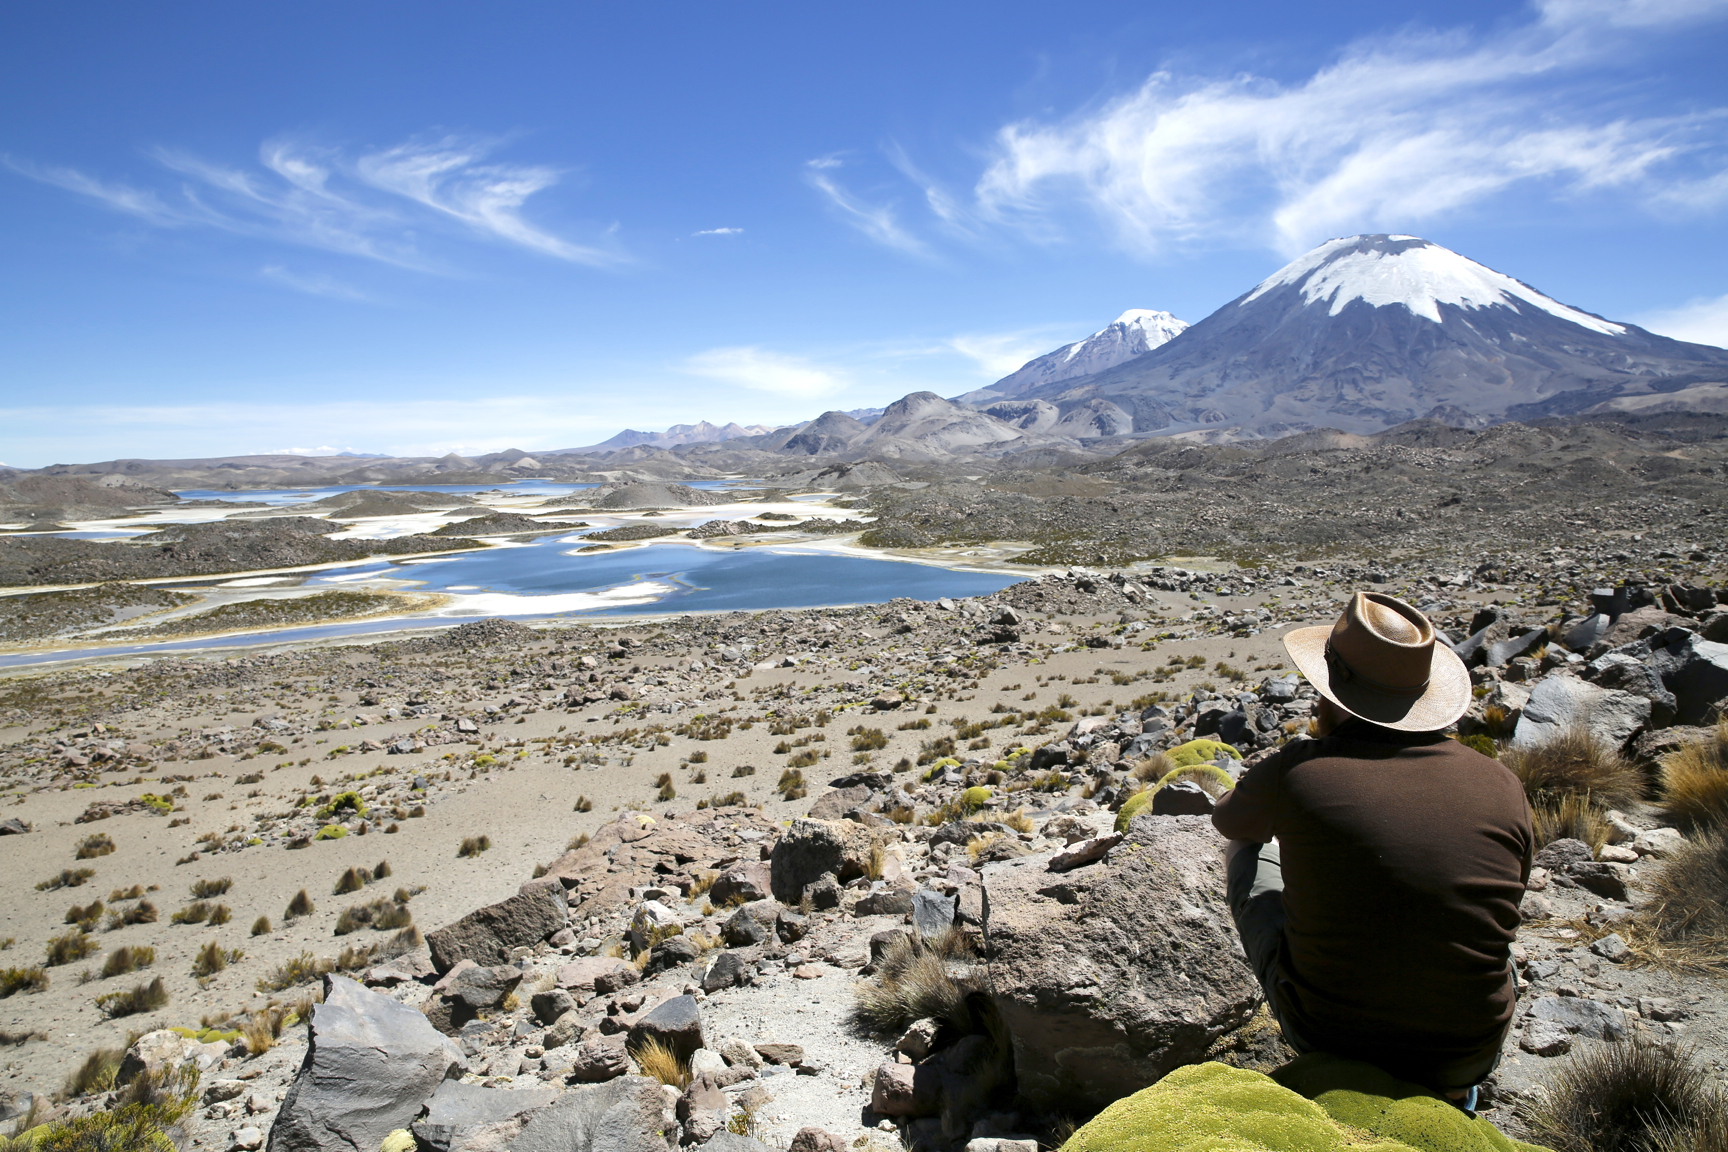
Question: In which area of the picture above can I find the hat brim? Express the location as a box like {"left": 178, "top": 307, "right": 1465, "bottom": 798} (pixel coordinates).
{"left": 1283, "top": 625, "right": 1471, "bottom": 732}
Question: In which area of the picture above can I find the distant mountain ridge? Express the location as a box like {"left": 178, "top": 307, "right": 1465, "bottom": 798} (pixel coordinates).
{"left": 551, "top": 420, "right": 775, "bottom": 454}
{"left": 956, "top": 309, "right": 1188, "bottom": 405}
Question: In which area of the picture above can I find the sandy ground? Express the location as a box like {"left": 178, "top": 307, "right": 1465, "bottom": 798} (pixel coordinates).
{"left": 0, "top": 582, "right": 1319, "bottom": 1106}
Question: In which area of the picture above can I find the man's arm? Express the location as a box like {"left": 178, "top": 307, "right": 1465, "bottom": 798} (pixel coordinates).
{"left": 1211, "top": 747, "right": 1285, "bottom": 843}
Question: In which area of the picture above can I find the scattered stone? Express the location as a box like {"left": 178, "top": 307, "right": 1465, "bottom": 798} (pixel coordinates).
{"left": 1530, "top": 994, "right": 1630, "bottom": 1041}
{"left": 1590, "top": 933, "right": 1632, "bottom": 962}
{"left": 722, "top": 900, "right": 778, "bottom": 947}
{"left": 709, "top": 863, "right": 771, "bottom": 906}
{"left": 753, "top": 1043, "right": 803, "bottom": 1066}
{"left": 1512, "top": 675, "right": 1652, "bottom": 750}
{"left": 567, "top": 1035, "right": 630, "bottom": 1084}
{"left": 911, "top": 888, "right": 957, "bottom": 938}
{"left": 1150, "top": 781, "right": 1215, "bottom": 816}
{"left": 853, "top": 888, "right": 914, "bottom": 916}
{"left": 1046, "top": 833, "right": 1122, "bottom": 873}
{"left": 769, "top": 818, "right": 884, "bottom": 902}
{"left": 1520, "top": 1020, "right": 1573, "bottom": 1057}
{"left": 800, "top": 872, "right": 842, "bottom": 911}
{"left": 410, "top": 1080, "right": 559, "bottom": 1152}
{"left": 628, "top": 994, "right": 704, "bottom": 1064}
{"left": 426, "top": 885, "right": 567, "bottom": 974}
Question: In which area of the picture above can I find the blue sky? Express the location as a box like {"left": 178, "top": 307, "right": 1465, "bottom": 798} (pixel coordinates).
{"left": 3, "top": 0, "right": 1728, "bottom": 467}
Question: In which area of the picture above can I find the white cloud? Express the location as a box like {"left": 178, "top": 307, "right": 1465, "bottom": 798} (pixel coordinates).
{"left": 694, "top": 227, "right": 743, "bottom": 236}
{"left": 683, "top": 346, "right": 849, "bottom": 397}
{"left": 1634, "top": 292, "right": 1728, "bottom": 347}
{"left": 6, "top": 134, "right": 623, "bottom": 271}
{"left": 259, "top": 265, "right": 375, "bottom": 302}
{"left": 945, "top": 331, "right": 1056, "bottom": 378}
{"left": 813, "top": 3, "right": 1728, "bottom": 259}
{"left": 804, "top": 159, "right": 932, "bottom": 257}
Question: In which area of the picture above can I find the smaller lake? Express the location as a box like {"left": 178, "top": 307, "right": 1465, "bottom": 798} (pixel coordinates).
{"left": 171, "top": 479, "right": 750, "bottom": 506}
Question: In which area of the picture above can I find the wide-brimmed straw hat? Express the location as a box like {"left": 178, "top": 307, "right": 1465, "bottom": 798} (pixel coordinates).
{"left": 1282, "top": 591, "right": 1470, "bottom": 732}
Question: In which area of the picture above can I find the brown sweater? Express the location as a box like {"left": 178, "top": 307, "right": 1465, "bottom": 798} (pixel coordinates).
{"left": 1212, "top": 720, "right": 1533, "bottom": 1087}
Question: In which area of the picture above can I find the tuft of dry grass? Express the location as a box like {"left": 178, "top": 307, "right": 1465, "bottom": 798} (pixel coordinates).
{"left": 95, "top": 975, "right": 169, "bottom": 1018}
{"left": 1003, "top": 807, "right": 1034, "bottom": 834}
{"left": 191, "top": 940, "right": 243, "bottom": 978}
{"left": 62, "top": 1047, "right": 124, "bottom": 1097}
{"left": 36, "top": 867, "right": 97, "bottom": 892}
{"left": 285, "top": 889, "right": 315, "bottom": 919}
{"left": 1659, "top": 719, "right": 1728, "bottom": 833}
{"left": 1529, "top": 1039, "right": 1727, "bottom": 1152}
{"left": 333, "top": 867, "right": 368, "bottom": 895}
{"left": 117, "top": 900, "right": 158, "bottom": 927}
{"left": 630, "top": 1036, "right": 690, "bottom": 1089}
{"left": 1132, "top": 751, "right": 1176, "bottom": 782}
{"left": 853, "top": 928, "right": 982, "bottom": 1035}
{"left": 574, "top": 795, "right": 593, "bottom": 813}
{"left": 1532, "top": 794, "right": 1614, "bottom": 853}
{"left": 75, "top": 833, "right": 116, "bottom": 859}
{"left": 189, "top": 876, "right": 232, "bottom": 899}
{"left": 373, "top": 859, "right": 391, "bottom": 879}
{"left": 45, "top": 931, "right": 98, "bottom": 967}
{"left": 1502, "top": 728, "right": 1644, "bottom": 811}
{"left": 457, "top": 834, "right": 491, "bottom": 858}
{"left": 101, "top": 945, "right": 155, "bottom": 979}
{"left": 1627, "top": 829, "right": 1728, "bottom": 971}
{"left": 169, "top": 901, "right": 213, "bottom": 925}
{"left": 0, "top": 967, "right": 48, "bottom": 998}
{"left": 334, "top": 897, "right": 412, "bottom": 935}
{"left": 255, "top": 951, "right": 335, "bottom": 992}
{"left": 251, "top": 915, "right": 272, "bottom": 936}
{"left": 66, "top": 899, "right": 105, "bottom": 929}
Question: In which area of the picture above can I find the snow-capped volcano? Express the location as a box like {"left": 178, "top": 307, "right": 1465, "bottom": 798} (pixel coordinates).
{"left": 955, "top": 308, "right": 1188, "bottom": 404}
{"left": 1244, "top": 235, "right": 1626, "bottom": 334}
{"left": 1005, "top": 234, "right": 1728, "bottom": 437}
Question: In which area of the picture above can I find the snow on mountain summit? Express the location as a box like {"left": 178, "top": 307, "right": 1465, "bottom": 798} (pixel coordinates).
{"left": 961, "top": 307, "right": 1189, "bottom": 402}
{"left": 1245, "top": 234, "right": 1626, "bottom": 336}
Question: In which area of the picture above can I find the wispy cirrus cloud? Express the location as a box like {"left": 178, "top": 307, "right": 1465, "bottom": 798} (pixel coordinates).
{"left": 804, "top": 157, "right": 932, "bottom": 258}
{"left": 818, "top": 0, "right": 1728, "bottom": 259}
{"left": 5, "top": 134, "right": 624, "bottom": 274}
{"left": 1635, "top": 292, "right": 1728, "bottom": 346}
{"left": 683, "top": 346, "right": 849, "bottom": 397}
{"left": 259, "top": 265, "right": 377, "bottom": 302}
{"left": 694, "top": 226, "right": 743, "bottom": 236}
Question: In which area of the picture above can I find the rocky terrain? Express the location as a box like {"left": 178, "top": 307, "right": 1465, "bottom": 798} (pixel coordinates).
{"left": 0, "top": 530, "right": 1721, "bottom": 1151}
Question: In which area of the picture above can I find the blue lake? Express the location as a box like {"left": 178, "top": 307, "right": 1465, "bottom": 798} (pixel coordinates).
{"left": 1, "top": 542, "right": 1023, "bottom": 668}
{"left": 171, "top": 479, "right": 748, "bottom": 505}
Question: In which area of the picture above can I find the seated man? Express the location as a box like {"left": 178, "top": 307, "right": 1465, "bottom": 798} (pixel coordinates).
{"left": 1212, "top": 592, "right": 1531, "bottom": 1109}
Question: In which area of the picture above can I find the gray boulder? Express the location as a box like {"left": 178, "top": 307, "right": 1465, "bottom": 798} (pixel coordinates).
{"left": 1529, "top": 995, "right": 1629, "bottom": 1041}
{"left": 267, "top": 975, "right": 465, "bottom": 1152}
{"left": 628, "top": 994, "right": 705, "bottom": 1064}
{"left": 980, "top": 814, "right": 1258, "bottom": 1112}
{"left": 769, "top": 818, "right": 883, "bottom": 902}
{"left": 424, "top": 965, "right": 523, "bottom": 1035}
{"left": 700, "top": 951, "right": 750, "bottom": 993}
{"left": 1588, "top": 656, "right": 1678, "bottom": 727}
{"left": 721, "top": 900, "right": 778, "bottom": 947}
{"left": 411, "top": 1081, "right": 559, "bottom": 1152}
{"left": 501, "top": 1077, "right": 671, "bottom": 1152}
{"left": 1644, "top": 632, "right": 1728, "bottom": 725}
{"left": 1151, "top": 781, "right": 1215, "bottom": 816}
{"left": 700, "top": 1135, "right": 770, "bottom": 1152}
{"left": 1511, "top": 676, "right": 1651, "bottom": 750}
{"left": 427, "top": 884, "right": 567, "bottom": 974}
{"left": 567, "top": 1035, "right": 631, "bottom": 1084}
{"left": 708, "top": 863, "right": 771, "bottom": 906}
{"left": 644, "top": 935, "right": 701, "bottom": 977}
{"left": 911, "top": 888, "right": 957, "bottom": 939}
{"left": 853, "top": 888, "right": 915, "bottom": 917}
{"left": 800, "top": 873, "right": 842, "bottom": 911}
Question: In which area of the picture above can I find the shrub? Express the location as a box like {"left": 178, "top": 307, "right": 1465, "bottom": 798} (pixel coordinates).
{"left": 255, "top": 951, "right": 335, "bottom": 992}
{"left": 1531, "top": 794, "right": 1613, "bottom": 852}
{"left": 189, "top": 877, "right": 232, "bottom": 899}
{"left": 731, "top": 765, "right": 755, "bottom": 778}
{"left": 109, "top": 885, "right": 145, "bottom": 902}
{"left": 850, "top": 728, "right": 888, "bottom": 752}
{"left": 853, "top": 928, "right": 983, "bottom": 1035}
{"left": 568, "top": 833, "right": 590, "bottom": 851}
{"left": 36, "top": 867, "right": 97, "bottom": 891}
{"left": 96, "top": 976, "right": 169, "bottom": 1017}
{"left": 75, "top": 833, "right": 116, "bottom": 859}
{"left": 170, "top": 902, "right": 213, "bottom": 926}
{"left": 62, "top": 1045, "right": 124, "bottom": 1097}
{"left": 1660, "top": 719, "right": 1728, "bottom": 833}
{"left": 101, "top": 946, "right": 155, "bottom": 978}
{"left": 335, "top": 898, "right": 412, "bottom": 935}
{"left": 251, "top": 916, "right": 272, "bottom": 936}
{"left": 0, "top": 967, "right": 48, "bottom": 998}
{"left": 1529, "top": 1039, "right": 1727, "bottom": 1152}
{"left": 1457, "top": 733, "right": 1499, "bottom": 757}
{"left": 1629, "top": 829, "right": 1728, "bottom": 970}
{"left": 373, "top": 859, "right": 391, "bottom": 879}
{"left": 457, "top": 835, "right": 491, "bottom": 858}
{"left": 66, "top": 899, "right": 105, "bottom": 929}
{"left": 191, "top": 940, "right": 243, "bottom": 978}
{"left": 1502, "top": 728, "right": 1643, "bottom": 811}
{"left": 45, "top": 931, "right": 98, "bottom": 967}
{"left": 119, "top": 900, "right": 158, "bottom": 926}
{"left": 657, "top": 781, "right": 676, "bottom": 802}
{"left": 317, "top": 791, "right": 367, "bottom": 819}
{"left": 709, "top": 791, "right": 747, "bottom": 808}
{"left": 574, "top": 795, "right": 593, "bottom": 812}
{"left": 629, "top": 1036, "right": 690, "bottom": 1090}
{"left": 333, "top": 867, "right": 368, "bottom": 895}
{"left": 208, "top": 904, "right": 231, "bottom": 927}
{"left": 285, "top": 889, "right": 316, "bottom": 919}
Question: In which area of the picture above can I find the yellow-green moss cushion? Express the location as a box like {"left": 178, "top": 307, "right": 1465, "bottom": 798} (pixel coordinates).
{"left": 1272, "top": 1054, "right": 1549, "bottom": 1152}
{"left": 1168, "top": 739, "right": 1242, "bottom": 768}
{"left": 1060, "top": 1061, "right": 1550, "bottom": 1152}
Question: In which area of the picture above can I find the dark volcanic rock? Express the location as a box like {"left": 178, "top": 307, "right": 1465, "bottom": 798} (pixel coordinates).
{"left": 980, "top": 814, "right": 1258, "bottom": 1112}
{"left": 426, "top": 885, "right": 567, "bottom": 974}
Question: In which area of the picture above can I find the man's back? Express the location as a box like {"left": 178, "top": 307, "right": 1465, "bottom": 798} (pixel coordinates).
{"left": 1213, "top": 720, "right": 1532, "bottom": 1086}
